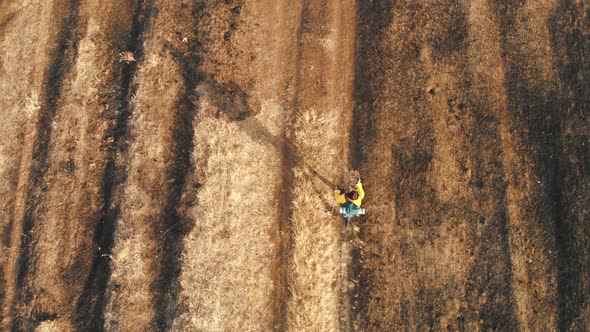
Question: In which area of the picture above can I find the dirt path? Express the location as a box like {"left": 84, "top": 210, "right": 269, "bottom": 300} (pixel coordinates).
{"left": 283, "top": 1, "right": 356, "bottom": 331}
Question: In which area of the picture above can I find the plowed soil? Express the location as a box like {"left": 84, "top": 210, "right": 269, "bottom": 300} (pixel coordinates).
{"left": 0, "top": 1, "right": 588, "bottom": 331}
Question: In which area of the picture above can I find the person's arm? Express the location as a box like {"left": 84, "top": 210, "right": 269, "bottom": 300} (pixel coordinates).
{"left": 356, "top": 181, "right": 365, "bottom": 200}
{"left": 334, "top": 189, "right": 347, "bottom": 204}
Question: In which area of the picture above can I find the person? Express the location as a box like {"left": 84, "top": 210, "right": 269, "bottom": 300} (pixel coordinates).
{"left": 334, "top": 178, "right": 365, "bottom": 220}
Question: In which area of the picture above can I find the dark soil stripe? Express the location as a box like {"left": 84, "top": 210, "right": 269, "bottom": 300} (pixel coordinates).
{"left": 272, "top": 2, "right": 306, "bottom": 330}
{"left": 349, "top": 2, "right": 394, "bottom": 329}
{"left": 0, "top": 266, "right": 4, "bottom": 325}
{"left": 73, "top": 1, "right": 156, "bottom": 330}
{"left": 494, "top": 0, "right": 561, "bottom": 329}
{"left": 152, "top": 41, "right": 199, "bottom": 332}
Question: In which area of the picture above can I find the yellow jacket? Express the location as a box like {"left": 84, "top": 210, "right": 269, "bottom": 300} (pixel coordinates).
{"left": 334, "top": 183, "right": 365, "bottom": 207}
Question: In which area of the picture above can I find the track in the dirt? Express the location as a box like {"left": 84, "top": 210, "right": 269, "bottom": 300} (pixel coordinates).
{"left": 5, "top": 1, "right": 83, "bottom": 329}
{"left": 0, "top": 1, "right": 588, "bottom": 331}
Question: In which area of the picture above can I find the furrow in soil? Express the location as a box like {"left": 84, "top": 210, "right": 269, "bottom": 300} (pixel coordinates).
{"left": 20, "top": 0, "right": 142, "bottom": 329}
{"left": 103, "top": 1, "right": 196, "bottom": 330}
{"left": 72, "top": 1, "right": 152, "bottom": 330}
{"left": 464, "top": 0, "right": 522, "bottom": 329}
{"left": 0, "top": 1, "right": 82, "bottom": 330}
{"left": 352, "top": 2, "right": 432, "bottom": 330}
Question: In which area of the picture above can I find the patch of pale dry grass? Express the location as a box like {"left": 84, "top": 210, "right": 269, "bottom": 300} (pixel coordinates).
{"left": 286, "top": 108, "right": 342, "bottom": 331}
{"left": 0, "top": 104, "right": 25, "bottom": 201}
{"left": 118, "top": 51, "right": 136, "bottom": 64}
{"left": 34, "top": 319, "right": 75, "bottom": 332}
{"left": 172, "top": 100, "right": 283, "bottom": 331}
{"left": 0, "top": 1, "right": 50, "bottom": 236}
{"left": 23, "top": 93, "right": 41, "bottom": 119}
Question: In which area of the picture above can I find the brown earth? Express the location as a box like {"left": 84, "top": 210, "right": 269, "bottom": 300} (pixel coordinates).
{"left": 0, "top": 1, "right": 588, "bottom": 331}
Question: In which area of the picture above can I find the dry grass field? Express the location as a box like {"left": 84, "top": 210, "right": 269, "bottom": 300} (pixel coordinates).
{"left": 0, "top": 0, "right": 588, "bottom": 331}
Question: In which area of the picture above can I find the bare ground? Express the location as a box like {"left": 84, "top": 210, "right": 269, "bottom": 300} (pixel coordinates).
{"left": 0, "top": 1, "right": 588, "bottom": 331}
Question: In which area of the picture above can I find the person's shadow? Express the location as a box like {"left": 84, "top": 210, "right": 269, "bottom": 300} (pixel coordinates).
{"left": 197, "top": 78, "right": 339, "bottom": 215}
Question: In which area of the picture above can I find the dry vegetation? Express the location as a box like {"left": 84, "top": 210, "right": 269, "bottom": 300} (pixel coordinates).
{"left": 104, "top": 1, "right": 188, "bottom": 329}
{"left": 0, "top": 1, "right": 588, "bottom": 331}
{"left": 287, "top": 109, "right": 342, "bottom": 331}
{"left": 171, "top": 2, "right": 297, "bottom": 330}
{"left": 14, "top": 2, "right": 139, "bottom": 330}
{"left": 172, "top": 105, "right": 281, "bottom": 330}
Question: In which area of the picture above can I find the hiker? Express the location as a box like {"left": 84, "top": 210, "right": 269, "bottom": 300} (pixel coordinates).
{"left": 334, "top": 178, "right": 365, "bottom": 220}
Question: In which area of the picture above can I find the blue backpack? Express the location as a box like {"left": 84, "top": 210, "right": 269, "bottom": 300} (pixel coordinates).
{"left": 339, "top": 201, "right": 366, "bottom": 220}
